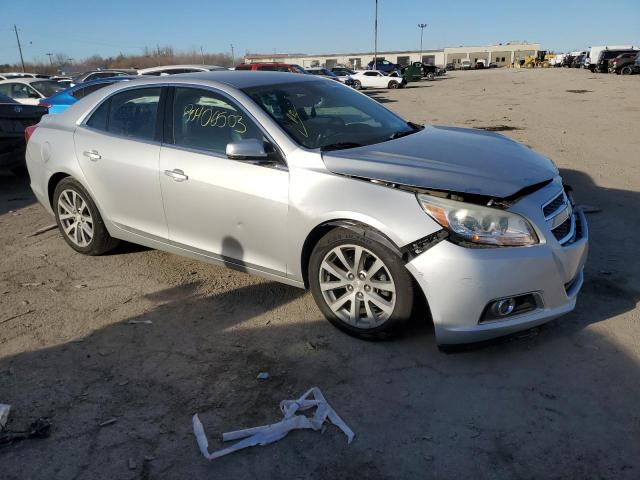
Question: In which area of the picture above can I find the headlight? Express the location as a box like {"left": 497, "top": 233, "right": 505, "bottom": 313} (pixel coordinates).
{"left": 417, "top": 194, "right": 538, "bottom": 247}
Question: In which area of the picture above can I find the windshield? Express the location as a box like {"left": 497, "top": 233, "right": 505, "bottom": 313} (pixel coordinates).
{"left": 31, "top": 81, "right": 65, "bottom": 97}
{"left": 242, "top": 80, "right": 415, "bottom": 150}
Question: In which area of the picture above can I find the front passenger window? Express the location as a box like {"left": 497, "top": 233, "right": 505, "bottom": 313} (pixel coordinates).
{"left": 171, "top": 87, "right": 262, "bottom": 155}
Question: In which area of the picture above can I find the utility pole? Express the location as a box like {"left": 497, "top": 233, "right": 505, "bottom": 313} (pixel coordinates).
{"left": 200, "top": 46, "right": 205, "bottom": 64}
{"left": 373, "top": 0, "right": 378, "bottom": 70}
{"left": 418, "top": 23, "right": 427, "bottom": 63}
{"left": 230, "top": 44, "right": 235, "bottom": 64}
{"left": 14, "top": 25, "right": 25, "bottom": 73}
{"left": 46, "top": 53, "right": 54, "bottom": 65}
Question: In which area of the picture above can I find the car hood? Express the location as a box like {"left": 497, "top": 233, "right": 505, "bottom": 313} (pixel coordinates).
{"left": 321, "top": 125, "right": 558, "bottom": 198}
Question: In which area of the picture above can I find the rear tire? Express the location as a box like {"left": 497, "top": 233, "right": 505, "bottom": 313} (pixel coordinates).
{"left": 309, "top": 228, "right": 415, "bottom": 340}
{"left": 621, "top": 66, "right": 633, "bottom": 75}
{"left": 53, "top": 177, "right": 119, "bottom": 255}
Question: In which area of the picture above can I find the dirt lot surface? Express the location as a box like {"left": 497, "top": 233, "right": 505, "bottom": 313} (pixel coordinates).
{"left": 1, "top": 68, "right": 639, "bottom": 479}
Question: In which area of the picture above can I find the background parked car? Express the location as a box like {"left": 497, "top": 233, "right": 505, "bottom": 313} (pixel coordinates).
{"left": 39, "top": 76, "right": 136, "bottom": 114}
{"left": 331, "top": 67, "right": 356, "bottom": 83}
{"left": 306, "top": 67, "right": 340, "bottom": 80}
{"left": 587, "top": 45, "right": 639, "bottom": 72}
{"left": 595, "top": 49, "right": 638, "bottom": 73}
{"left": 610, "top": 52, "right": 640, "bottom": 74}
{"left": 0, "top": 72, "right": 50, "bottom": 80}
{"left": 445, "top": 62, "right": 455, "bottom": 71}
{"left": 138, "top": 64, "right": 226, "bottom": 75}
{"left": 0, "top": 93, "right": 47, "bottom": 173}
{"left": 460, "top": 59, "right": 472, "bottom": 70}
{"left": 72, "top": 69, "right": 136, "bottom": 85}
{"left": 571, "top": 55, "right": 585, "bottom": 68}
{"left": 562, "top": 55, "right": 575, "bottom": 67}
{"left": 234, "top": 63, "right": 307, "bottom": 73}
{"left": 0, "top": 78, "right": 66, "bottom": 105}
{"left": 366, "top": 59, "right": 399, "bottom": 73}
{"left": 351, "top": 70, "right": 405, "bottom": 89}
{"left": 306, "top": 67, "right": 355, "bottom": 87}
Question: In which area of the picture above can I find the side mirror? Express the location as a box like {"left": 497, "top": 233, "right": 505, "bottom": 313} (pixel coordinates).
{"left": 226, "top": 138, "right": 268, "bottom": 160}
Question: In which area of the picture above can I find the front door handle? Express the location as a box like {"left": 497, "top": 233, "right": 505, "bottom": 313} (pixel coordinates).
{"left": 164, "top": 169, "right": 189, "bottom": 182}
{"left": 83, "top": 150, "right": 101, "bottom": 161}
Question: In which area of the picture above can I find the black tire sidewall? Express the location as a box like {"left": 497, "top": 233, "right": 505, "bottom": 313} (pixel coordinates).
{"left": 53, "top": 177, "right": 118, "bottom": 255}
{"left": 309, "top": 228, "right": 415, "bottom": 339}
{"left": 353, "top": 80, "right": 362, "bottom": 90}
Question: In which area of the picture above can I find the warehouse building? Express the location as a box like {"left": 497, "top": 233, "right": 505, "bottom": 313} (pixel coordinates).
{"left": 244, "top": 42, "right": 540, "bottom": 69}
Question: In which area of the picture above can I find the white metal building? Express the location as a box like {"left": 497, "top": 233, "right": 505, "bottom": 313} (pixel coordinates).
{"left": 244, "top": 42, "right": 540, "bottom": 69}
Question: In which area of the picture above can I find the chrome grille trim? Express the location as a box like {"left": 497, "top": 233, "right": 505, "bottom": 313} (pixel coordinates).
{"left": 542, "top": 191, "right": 569, "bottom": 220}
{"left": 542, "top": 189, "right": 576, "bottom": 246}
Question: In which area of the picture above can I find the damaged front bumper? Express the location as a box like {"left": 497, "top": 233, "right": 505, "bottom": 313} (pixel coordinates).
{"left": 405, "top": 194, "right": 589, "bottom": 345}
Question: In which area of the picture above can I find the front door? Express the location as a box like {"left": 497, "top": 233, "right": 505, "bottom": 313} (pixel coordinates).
{"left": 159, "top": 87, "right": 289, "bottom": 275}
{"left": 74, "top": 86, "right": 168, "bottom": 238}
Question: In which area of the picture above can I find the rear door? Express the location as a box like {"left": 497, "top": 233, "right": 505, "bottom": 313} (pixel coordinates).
{"left": 158, "top": 86, "right": 289, "bottom": 274}
{"left": 73, "top": 86, "right": 168, "bottom": 238}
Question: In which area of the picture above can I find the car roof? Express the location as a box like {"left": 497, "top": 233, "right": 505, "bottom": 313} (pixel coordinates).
{"left": 139, "top": 64, "right": 226, "bottom": 72}
{"left": 0, "top": 77, "right": 56, "bottom": 85}
{"left": 127, "top": 70, "right": 320, "bottom": 89}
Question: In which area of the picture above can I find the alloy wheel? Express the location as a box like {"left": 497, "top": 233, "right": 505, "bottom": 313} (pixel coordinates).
{"left": 319, "top": 244, "right": 396, "bottom": 328}
{"left": 57, "top": 189, "right": 94, "bottom": 247}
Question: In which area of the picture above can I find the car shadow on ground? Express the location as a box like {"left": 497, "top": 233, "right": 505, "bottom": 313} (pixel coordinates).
{"left": 1, "top": 168, "right": 639, "bottom": 478}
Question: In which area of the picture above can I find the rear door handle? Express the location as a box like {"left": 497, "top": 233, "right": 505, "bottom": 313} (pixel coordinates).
{"left": 164, "top": 169, "right": 188, "bottom": 182}
{"left": 83, "top": 150, "right": 101, "bottom": 161}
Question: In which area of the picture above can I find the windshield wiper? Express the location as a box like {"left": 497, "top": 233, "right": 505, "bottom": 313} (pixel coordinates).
{"left": 320, "top": 142, "right": 363, "bottom": 151}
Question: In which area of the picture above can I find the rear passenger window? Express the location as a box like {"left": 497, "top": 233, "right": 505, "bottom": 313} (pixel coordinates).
{"left": 108, "top": 88, "right": 161, "bottom": 140}
{"left": 171, "top": 87, "right": 262, "bottom": 155}
{"left": 85, "top": 87, "right": 161, "bottom": 141}
{"left": 86, "top": 98, "right": 110, "bottom": 130}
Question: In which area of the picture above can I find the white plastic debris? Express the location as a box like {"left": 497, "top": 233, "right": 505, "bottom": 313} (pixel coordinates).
{"left": 192, "top": 387, "right": 354, "bottom": 460}
{"left": 0, "top": 404, "right": 11, "bottom": 428}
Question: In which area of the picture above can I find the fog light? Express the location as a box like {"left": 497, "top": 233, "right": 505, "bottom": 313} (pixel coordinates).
{"left": 480, "top": 293, "right": 541, "bottom": 323}
{"left": 492, "top": 298, "right": 516, "bottom": 317}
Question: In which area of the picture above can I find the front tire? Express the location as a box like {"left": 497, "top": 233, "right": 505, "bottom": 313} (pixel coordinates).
{"left": 621, "top": 66, "right": 633, "bottom": 75}
{"left": 309, "top": 228, "right": 415, "bottom": 339}
{"left": 388, "top": 81, "right": 399, "bottom": 89}
{"left": 53, "top": 177, "right": 119, "bottom": 255}
{"left": 353, "top": 80, "right": 362, "bottom": 90}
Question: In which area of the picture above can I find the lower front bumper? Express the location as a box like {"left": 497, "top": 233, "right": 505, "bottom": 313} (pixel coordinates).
{"left": 405, "top": 211, "right": 588, "bottom": 345}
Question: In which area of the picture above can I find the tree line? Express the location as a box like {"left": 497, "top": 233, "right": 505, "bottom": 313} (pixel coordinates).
{"left": 1, "top": 46, "right": 236, "bottom": 75}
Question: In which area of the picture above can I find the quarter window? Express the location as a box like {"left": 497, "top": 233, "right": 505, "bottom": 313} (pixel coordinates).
{"left": 85, "top": 87, "right": 161, "bottom": 141}
{"left": 171, "top": 87, "right": 262, "bottom": 155}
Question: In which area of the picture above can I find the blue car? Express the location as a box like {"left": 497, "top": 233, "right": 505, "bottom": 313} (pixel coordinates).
{"left": 366, "top": 59, "right": 400, "bottom": 73}
{"left": 39, "top": 76, "right": 136, "bottom": 114}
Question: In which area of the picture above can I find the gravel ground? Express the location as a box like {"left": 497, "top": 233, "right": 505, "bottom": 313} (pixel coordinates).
{"left": 1, "top": 68, "right": 639, "bottom": 479}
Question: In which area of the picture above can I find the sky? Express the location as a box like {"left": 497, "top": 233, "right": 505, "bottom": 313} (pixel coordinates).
{"left": 1, "top": 0, "right": 639, "bottom": 65}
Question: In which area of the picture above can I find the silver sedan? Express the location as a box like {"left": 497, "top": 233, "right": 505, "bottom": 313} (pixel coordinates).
{"left": 25, "top": 71, "right": 588, "bottom": 345}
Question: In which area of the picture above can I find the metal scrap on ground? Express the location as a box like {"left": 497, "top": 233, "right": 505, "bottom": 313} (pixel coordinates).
{"left": 192, "top": 387, "right": 354, "bottom": 460}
